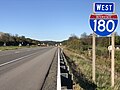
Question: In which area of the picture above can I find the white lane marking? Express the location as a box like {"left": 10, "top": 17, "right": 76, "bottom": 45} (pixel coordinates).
{"left": 15, "top": 51, "right": 20, "bottom": 53}
{"left": 0, "top": 52, "right": 38, "bottom": 67}
{"left": 0, "top": 52, "right": 20, "bottom": 57}
{"left": 0, "top": 49, "right": 34, "bottom": 57}
{"left": 57, "top": 48, "right": 61, "bottom": 90}
{"left": 0, "top": 53, "right": 11, "bottom": 57}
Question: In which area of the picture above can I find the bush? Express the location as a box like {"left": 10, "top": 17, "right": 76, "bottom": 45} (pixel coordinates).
{"left": 115, "top": 51, "right": 120, "bottom": 72}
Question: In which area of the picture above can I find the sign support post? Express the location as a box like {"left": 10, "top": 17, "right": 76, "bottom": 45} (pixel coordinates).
{"left": 111, "top": 32, "right": 115, "bottom": 87}
{"left": 92, "top": 32, "right": 96, "bottom": 82}
{"left": 89, "top": 2, "right": 118, "bottom": 87}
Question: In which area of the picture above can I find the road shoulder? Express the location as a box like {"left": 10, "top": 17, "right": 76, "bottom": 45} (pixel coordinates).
{"left": 42, "top": 50, "right": 57, "bottom": 90}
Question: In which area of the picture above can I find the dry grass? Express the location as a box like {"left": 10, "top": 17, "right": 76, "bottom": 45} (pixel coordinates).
{"left": 62, "top": 47, "right": 120, "bottom": 90}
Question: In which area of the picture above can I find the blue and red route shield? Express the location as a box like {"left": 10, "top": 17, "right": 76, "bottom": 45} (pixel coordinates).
{"left": 89, "top": 14, "right": 118, "bottom": 36}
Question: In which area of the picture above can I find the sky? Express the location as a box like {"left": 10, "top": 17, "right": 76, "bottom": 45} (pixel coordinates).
{"left": 0, "top": 0, "right": 119, "bottom": 41}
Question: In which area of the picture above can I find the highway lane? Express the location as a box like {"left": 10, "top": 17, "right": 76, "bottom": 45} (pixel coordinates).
{"left": 0, "top": 47, "right": 57, "bottom": 90}
{"left": 0, "top": 47, "right": 53, "bottom": 65}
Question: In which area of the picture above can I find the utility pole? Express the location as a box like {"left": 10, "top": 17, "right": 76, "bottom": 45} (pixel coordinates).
{"left": 111, "top": 32, "right": 115, "bottom": 87}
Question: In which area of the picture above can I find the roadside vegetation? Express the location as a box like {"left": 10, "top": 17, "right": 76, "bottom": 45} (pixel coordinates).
{"left": 0, "top": 46, "right": 38, "bottom": 51}
{"left": 0, "top": 32, "right": 43, "bottom": 51}
{"left": 0, "top": 46, "right": 23, "bottom": 51}
{"left": 62, "top": 32, "right": 120, "bottom": 90}
{"left": 0, "top": 32, "right": 60, "bottom": 50}
{"left": 0, "top": 32, "right": 41, "bottom": 46}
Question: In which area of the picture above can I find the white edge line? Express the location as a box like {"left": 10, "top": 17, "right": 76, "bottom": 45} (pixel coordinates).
{"left": 0, "top": 52, "right": 37, "bottom": 67}
{"left": 57, "top": 48, "right": 61, "bottom": 90}
{"left": 15, "top": 51, "right": 20, "bottom": 53}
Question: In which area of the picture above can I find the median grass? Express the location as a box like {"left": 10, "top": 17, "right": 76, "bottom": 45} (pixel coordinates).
{"left": 0, "top": 46, "right": 34, "bottom": 51}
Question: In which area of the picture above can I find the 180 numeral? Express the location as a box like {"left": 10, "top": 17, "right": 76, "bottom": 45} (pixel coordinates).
{"left": 93, "top": 19, "right": 115, "bottom": 32}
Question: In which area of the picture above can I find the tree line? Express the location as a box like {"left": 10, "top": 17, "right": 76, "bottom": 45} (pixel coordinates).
{"left": 0, "top": 32, "right": 41, "bottom": 46}
{"left": 62, "top": 32, "right": 120, "bottom": 50}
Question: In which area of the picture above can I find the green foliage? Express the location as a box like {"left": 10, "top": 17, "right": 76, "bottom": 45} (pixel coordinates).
{"left": 96, "top": 47, "right": 109, "bottom": 58}
{"left": 63, "top": 33, "right": 120, "bottom": 89}
{"left": 68, "top": 39, "right": 81, "bottom": 50}
{"left": 96, "top": 37, "right": 109, "bottom": 47}
{"left": 65, "top": 48, "right": 120, "bottom": 89}
{"left": 0, "top": 32, "right": 41, "bottom": 46}
{"left": 115, "top": 51, "right": 120, "bottom": 72}
{"left": 64, "top": 35, "right": 81, "bottom": 50}
{"left": 115, "top": 36, "right": 120, "bottom": 45}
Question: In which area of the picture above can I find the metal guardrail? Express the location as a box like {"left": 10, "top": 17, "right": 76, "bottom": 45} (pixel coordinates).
{"left": 57, "top": 48, "right": 73, "bottom": 90}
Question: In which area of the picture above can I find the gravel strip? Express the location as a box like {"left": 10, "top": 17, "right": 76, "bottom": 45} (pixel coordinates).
{"left": 42, "top": 50, "right": 57, "bottom": 90}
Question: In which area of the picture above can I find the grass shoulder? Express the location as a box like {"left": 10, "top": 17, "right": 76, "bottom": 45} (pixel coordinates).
{"left": 62, "top": 46, "right": 120, "bottom": 90}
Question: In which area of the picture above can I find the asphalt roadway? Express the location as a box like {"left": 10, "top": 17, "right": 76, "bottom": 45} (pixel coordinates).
{"left": 0, "top": 47, "right": 57, "bottom": 90}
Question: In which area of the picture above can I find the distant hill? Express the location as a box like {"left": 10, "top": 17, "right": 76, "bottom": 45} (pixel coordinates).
{"left": 40, "top": 41, "right": 61, "bottom": 46}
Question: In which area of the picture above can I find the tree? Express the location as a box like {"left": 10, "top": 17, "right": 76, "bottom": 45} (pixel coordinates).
{"left": 68, "top": 34, "right": 79, "bottom": 41}
{"left": 115, "top": 36, "right": 120, "bottom": 45}
{"left": 80, "top": 32, "right": 87, "bottom": 38}
{"left": 97, "top": 37, "right": 109, "bottom": 47}
{"left": 0, "top": 32, "right": 41, "bottom": 46}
